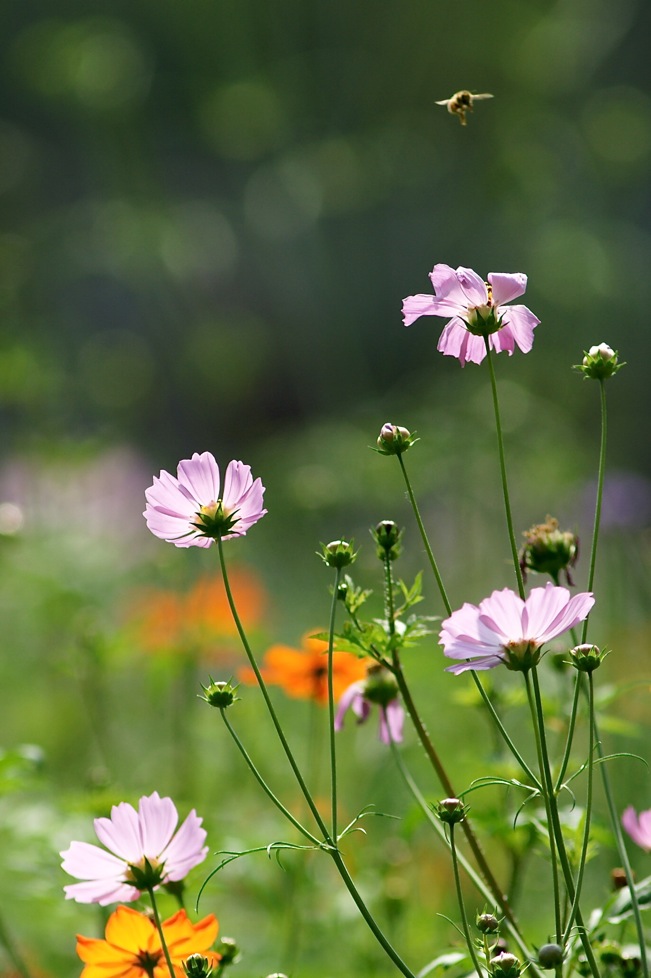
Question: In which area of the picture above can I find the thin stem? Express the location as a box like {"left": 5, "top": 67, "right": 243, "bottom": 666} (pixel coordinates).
{"left": 528, "top": 669, "right": 601, "bottom": 978}
{"left": 484, "top": 342, "right": 525, "bottom": 599}
{"left": 581, "top": 380, "right": 607, "bottom": 643}
{"left": 555, "top": 672, "right": 583, "bottom": 793}
{"left": 594, "top": 714, "right": 649, "bottom": 978}
{"left": 524, "top": 671, "right": 563, "bottom": 944}
{"left": 471, "top": 673, "right": 541, "bottom": 789}
{"left": 146, "top": 886, "right": 176, "bottom": 978}
{"left": 217, "top": 535, "right": 332, "bottom": 842}
{"left": 220, "top": 709, "right": 322, "bottom": 846}
{"left": 450, "top": 822, "right": 486, "bottom": 978}
{"left": 562, "top": 671, "right": 595, "bottom": 943}
{"left": 397, "top": 453, "right": 452, "bottom": 615}
{"left": 326, "top": 567, "right": 342, "bottom": 842}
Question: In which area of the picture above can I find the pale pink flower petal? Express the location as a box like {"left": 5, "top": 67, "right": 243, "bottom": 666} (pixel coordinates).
{"left": 144, "top": 453, "right": 267, "bottom": 547}
{"left": 403, "top": 262, "right": 540, "bottom": 366}
{"left": 61, "top": 792, "right": 208, "bottom": 905}
{"left": 380, "top": 702, "right": 405, "bottom": 744}
{"left": 622, "top": 806, "right": 651, "bottom": 851}
{"left": 440, "top": 583, "right": 594, "bottom": 674}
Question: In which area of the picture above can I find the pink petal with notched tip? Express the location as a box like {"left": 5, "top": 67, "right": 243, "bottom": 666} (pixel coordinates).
{"left": 488, "top": 272, "right": 528, "bottom": 306}
{"left": 177, "top": 452, "right": 221, "bottom": 504}
{"left": 137, "top": 792, "right": 178, "bottom": 855}
{"left": 63, "top": 878, "right": 141, "bottom": 905}
{"left": 159, "top": 809, "right": 207, "bottom": 879}
{"left": 60, "top": 841, "right": 128, "bottom": 880}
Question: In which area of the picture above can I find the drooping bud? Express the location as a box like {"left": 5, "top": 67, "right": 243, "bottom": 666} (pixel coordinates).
{"left": 575, "top": 343, "right": 625, "bottom": 380}
{"left": 519, "top": 516, "right": 579, "bottom": 585}
{"left": 569, "top": 644, "right": 606, "bottom": 673}
{"left": 376, "top": 423, "right": 416, "bottom": 456}
{"left": 372, "top": 520, "right": 403, "bottom": 561}
{"left": 476, "top": 912, "right": 500, "bottom": 934}
{"left": 319, "top": 539, "right": 358, "bottom": 568}
{"left": 434, "top": 797, "right": 468, "bottom": 825}
{"left": 199, "top": 678, "right": 239, "bottom": 708}
{"left": 214, "top": 938, "right": 239, "bottom": 967}
{"left": 538, "top": 943, "right": 564, "bottom": 970}
{"left": 489, "top": 951, "right": 521, "bottom": 978}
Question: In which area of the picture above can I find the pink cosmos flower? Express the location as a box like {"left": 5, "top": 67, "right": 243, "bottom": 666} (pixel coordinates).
{"left": 61, "top": 792, "right": 208, "bottom": 905}
{"left": 622, "top": 806, "right": 651, "bottom": 852}
{"left": 335, "top": 667, "right": 404, "bottom": 745}
{"left": 402, "top": 263, "right": 540, "bottom": 366}
{"left": 144, "top": 452, "right": 266, "bottom": 547}
{"left": 439, "top": 583, "right": 595, "bottom": 674}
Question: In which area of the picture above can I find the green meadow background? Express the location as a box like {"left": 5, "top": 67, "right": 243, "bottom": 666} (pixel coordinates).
{"left": 1, "top": 1, "right": 650, "bottom": 975}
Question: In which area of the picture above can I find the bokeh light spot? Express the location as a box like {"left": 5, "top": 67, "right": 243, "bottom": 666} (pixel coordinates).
{"left": 199, "top": 80, "right": 288, "bottom": 160}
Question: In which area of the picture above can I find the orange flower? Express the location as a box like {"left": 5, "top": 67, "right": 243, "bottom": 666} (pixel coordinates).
{"left": 128, "top": 568, "right": 267, "bottom": 655}
{"left": 76, "top": 905, "right": 219, "bottom": 978}
{"left": 239, "top": 632, "right": 367, "bottom": 705}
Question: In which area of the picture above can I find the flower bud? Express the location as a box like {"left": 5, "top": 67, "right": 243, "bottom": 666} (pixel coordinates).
{"left": 575, "top": 343, "right": 625, "bottom": 380}
{"left": 372, "top": 520, "right": 403, "bottom": 561}
{"left": 319, "top": 539, "right": 357, "bottom": 568}
{"left": 376, "top": 423, "right": 416, "bottom": 456}
{"left": 435, "top": 797, "right": 468, "bottom": 825}
{"left": 611, "top": 867, "right": 628, "bottom": 890}
{"left": 538, "top": 943, "right": 564, "bottom": 970}
{"left": 489, "top": 952, "right": 521, "bottom": 978}
{"left": 569, "top": 644, "right": 606, "bottom": 673}
{"left": 519, "top": 516, "right": 578, "bottom": 585}
{"left": 215, "top": 937, "right": 239, "bottom": 966}
{"left": 199, "top": 679, "right": 239, "bottom": 708}
{"left": 476, "top": 912, "right": 500, "bottom": 934}
{"left": 363, "top": 663, "right": 400, "bottom": 708}
{"left": 183, "top": 954, "right": 216, "bottom": 978}
{"left": 598, "top": 942, "right": 622, "bottom": 967}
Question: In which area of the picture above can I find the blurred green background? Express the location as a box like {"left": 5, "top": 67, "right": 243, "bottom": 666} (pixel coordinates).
{"left": 1, "top": 1, "right": 651, "bottom": 975}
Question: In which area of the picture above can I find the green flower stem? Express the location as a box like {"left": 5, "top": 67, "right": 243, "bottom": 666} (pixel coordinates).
{"left": 526, "top": 670, "right": 601, "bottom": 978}
{"left": 327, "top": 567, "right": 342, "bottom": 842}
{"left": 397, "top": 451, "right": 539, "bottom": 788}
{"left": 217, "top": 536, "right": 419, "bottom": 978}
{"left": 396, "top": 453, "right": 452, "bottom": 615}
{"left": 524, "top": 670, "right": 563, "bottom": 944}
{"left": 562, "top": 672, "right": 595, "bottom": 943}
{"left": 0, "top": 910, "right": 32, "bottom": 978}
{"left": 484, "top": 342, "right": 525, "bottom": 600}
{"left": 387, "top": 735, "right": 539, "bottom": 972}
{"left": 554, "top": 672, "right": 582, "bottom": 793}
{"left": 593, "top": 714, "right": 649, "bottom": 978}
{"left": 219, "top": 708, "right": 323, "bottom": 846}
{"left": 217, "top": 534, "right": 331, "bottom": 841}
{"left": 449, "top": 822, "right": 486, "bottom": 978}
{"left": 146, "top": 886, "right": 176, "bottom": 978}
{"left": 581, "top": 380, "right": 607, "bottom": 644}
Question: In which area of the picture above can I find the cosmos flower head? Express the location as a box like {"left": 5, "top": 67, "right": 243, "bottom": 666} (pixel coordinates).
{"left": 239, "top": 632, "right": 367, "bottom": 705}
{"left": 622, "top": 806, "right": 651, "bottom": 852}
{"left": 439, "top": 583, "right": 595, "bottom": 674}
{"left": 61, "top": 792, "right": 208, "bottom": 905}
{"left": 335, "top": 663, "right": 404, "bottom": 744}
{"left": 402, "top": 263, "right": 540, "bottom": 366}
{"left": 144, "top": 452, "right": 266, "bottom": 548}
{"left": 76, "top": 905, "right": 219, "bottom": 978}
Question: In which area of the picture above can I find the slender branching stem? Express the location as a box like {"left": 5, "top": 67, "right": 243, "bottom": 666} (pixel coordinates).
{"left": 449, "top": 822, "right": 486, "bottom": 978}
{"left": 484, "top": 342, "right": 525, "bottom": 599}
{"left": 326, "top": 567, "right": 342, "bottom": 842}
{"left": 555, "top": 672, "right": 583, "bottom": 793}
{"left": 581, "top": 380, "right": 607, "bottom": 643}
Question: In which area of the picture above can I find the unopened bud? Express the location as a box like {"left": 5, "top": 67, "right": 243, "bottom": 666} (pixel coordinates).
{"left": 435, "top": 797, "right": 468, "bottom": 825}
{"left": 199, "top": 679, "right": 239, "bottom": 708}
{"left": 183, "top": 955, "right": 216, "bottom": 978}
{"left": 319, "top": 539, "right": 357, "bottom": 568}
{"left": 538, "top": 943, "right": 564, "bottom": 969}
{"left": 214, "top": 938, "right": 239, "bottom": 966}
{"left": 376, "top": 423, "right": 416, "bottom": 456}
{"left": 372, "top": 520, "right": 403, "bottom": 561}
{"left": 490, "top": 952, "right": 521, "bottom": 978}
{"left": 476, "top": 912, "right": 500, "bottom": 934}
{"left": 575, "top": 343, "right": 625, "bottom": 380}
{"left": 569, "top": 644, "right": 606, "bottom": 673}
{"left": 519, "top": 516, "right": 578, "bottom": 585}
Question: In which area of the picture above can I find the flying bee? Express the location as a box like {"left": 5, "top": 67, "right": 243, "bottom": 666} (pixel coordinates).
{"left": 435, "top": 90, "right": 493, "bottom": 126}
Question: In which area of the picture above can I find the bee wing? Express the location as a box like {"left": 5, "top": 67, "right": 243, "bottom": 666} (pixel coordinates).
{"left": 472, "top": 93, "right": 494, "bottom": 100}
{"left": 435, "top": 98, "right": 451, "bottom": 105}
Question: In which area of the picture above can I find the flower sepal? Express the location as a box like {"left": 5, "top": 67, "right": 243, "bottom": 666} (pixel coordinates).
{"left": 375, "top": 423, "right": 417, "bottom": 456}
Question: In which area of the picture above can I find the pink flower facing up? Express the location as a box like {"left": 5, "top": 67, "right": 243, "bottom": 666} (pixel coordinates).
{"left": 439, "top": 583, "right": 595, "bottom": 674}
{"left": 402, "top": 263, "right": 540, "bottom": 366}
{"left": 335, "top": 664, "right": 404, "bottom": 745}
{"left": 144, "top": 452, "right": 267, "bottom": 548}
{"left": 622, "top": 806, "right": 651, "bottom": 852}
{"left": 61, "top": 792, "right": 209, "bottom": 905}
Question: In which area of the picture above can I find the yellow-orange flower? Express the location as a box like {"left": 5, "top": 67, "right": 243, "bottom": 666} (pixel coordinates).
{"left": 239, "top": 632, "right": 368, "bottom": 705}
{"left": 127, "top": 568, "right": 267, "bottom": 655}
{"left": 76, "top": 905, "right": 219, "bottom": 978}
